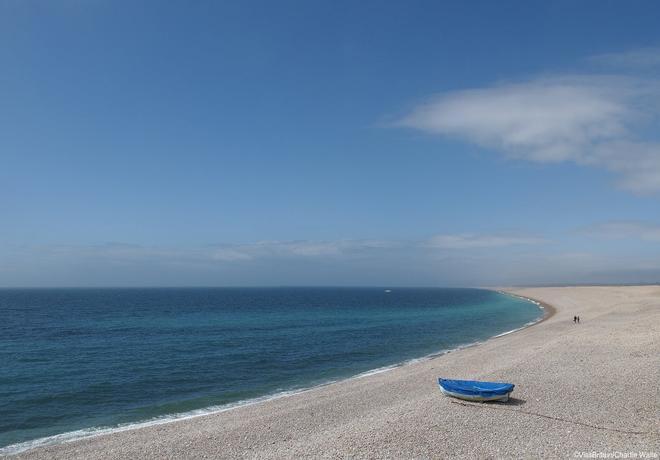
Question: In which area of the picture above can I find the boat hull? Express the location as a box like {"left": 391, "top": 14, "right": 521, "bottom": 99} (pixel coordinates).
{"left": 439, "top": 386, "right": 510, "bottom": 402}
{"left": 437, "top": 378, "right": 514, "bottom": 402}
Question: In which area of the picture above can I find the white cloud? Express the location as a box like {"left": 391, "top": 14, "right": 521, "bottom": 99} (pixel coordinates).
{"left": 10, "top": 233, "right": 546, "bottom": 270}
{"left": 211, "top": 248, "right": 254, "bottom": 261}
{"left": 399, "top": 69, "right": 660, "bottom": 193}
{"left": 426, "top": 233, "right": 546, "bottom": 249}
{"left": 583, "top": 221, "right": 660, "bottom": 241}
{"left": 20, "top": 239, "right": 404, "bottom": 266}
{"left": 208, "top": 239, "right": 398, "bottom": 261}
{"left": 9, "top": 233, "right": 660, "bottom": 287}
{"left": 590, "top": 141, "right": 660, "bottom": 193}
{"left": 588, "top": 47, "right": 660, "bottom": 69}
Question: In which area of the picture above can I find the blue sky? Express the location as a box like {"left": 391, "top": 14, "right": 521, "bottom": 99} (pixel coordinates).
{"left": 2, "top": 0, "right": 660, "bottom": 286}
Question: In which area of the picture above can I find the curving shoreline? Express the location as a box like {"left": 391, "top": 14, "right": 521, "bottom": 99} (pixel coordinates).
{"left": 11, "top": 286, "right": 660, "bottom": 458}
{"left": 497, "top": 290, "right": 557, "bottom": 324}
{"left": 2, "top": 289, "right": 543, "bottom": 456}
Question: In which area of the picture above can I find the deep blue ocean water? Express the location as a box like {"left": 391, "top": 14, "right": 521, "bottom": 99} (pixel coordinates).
{"left": 0, "top": 287, "right": 541, "bottom": 452}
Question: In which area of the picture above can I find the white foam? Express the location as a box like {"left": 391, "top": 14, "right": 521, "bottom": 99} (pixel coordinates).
{"left": 0, "top": 356, "right": 450, "bottom": 455}
{"left": 0, "top": 388, "right": 312, "bottom": 456}
{"left": 498, "top": 291, "right": 543, "bottom": 308}
{"left": 492, "top": 319, "right": 539, "bottom": 338}
{"left": 492, "top": 293, "right": 546, "bottom": 338}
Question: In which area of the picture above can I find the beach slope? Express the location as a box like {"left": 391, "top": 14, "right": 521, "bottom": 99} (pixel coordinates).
{"left": 12, "top": 286, "right": 660, "bottom": 458}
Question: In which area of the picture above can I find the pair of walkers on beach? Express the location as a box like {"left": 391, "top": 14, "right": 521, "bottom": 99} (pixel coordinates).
{"left": 573, "top": 315, "right": 580, "bottom": 323}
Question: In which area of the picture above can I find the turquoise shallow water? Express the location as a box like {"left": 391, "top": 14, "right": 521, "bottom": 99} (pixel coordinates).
{"left": 0, "top": 287, "right": 541, "bottom": 452}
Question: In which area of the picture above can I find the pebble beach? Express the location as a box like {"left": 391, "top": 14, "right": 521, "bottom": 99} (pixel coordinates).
{"left": 11, "top": 286, "right": 660, "bottom": 459}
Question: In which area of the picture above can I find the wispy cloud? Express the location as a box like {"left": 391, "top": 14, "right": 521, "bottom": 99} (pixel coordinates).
{"left": 399, "top": 51, "right": 660, "bottom": 193}
{"left": 6, "top": 232, "right": 660, "bottom": 287}
{"left": 149, "top": 234, "right": 543, "bottom": 260}
{"left": 209, "top": 239, "right": 398, "bottom": 261}
{"left": 400, "top": 76, "right": 633, "bottom": 162}
{"left": 588, "top": 47, "right": 660, "bottom": 69}
{"left": 426, "top": 233, "right": 546, "bottom": 249}
{"left": 9, "top": 232, "right": 546, "bottom": 268}
{"left": 582, "top": 221, "right": 660, "bottom": 241}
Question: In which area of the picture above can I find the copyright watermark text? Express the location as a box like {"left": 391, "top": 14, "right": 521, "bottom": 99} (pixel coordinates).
{"left": 574, "top": 452, "right": 658, "bottom": 459}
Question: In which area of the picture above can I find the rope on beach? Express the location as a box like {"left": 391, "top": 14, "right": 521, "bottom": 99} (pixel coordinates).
{"left": 449, "top": 400, "right": 657, "bottom": 436}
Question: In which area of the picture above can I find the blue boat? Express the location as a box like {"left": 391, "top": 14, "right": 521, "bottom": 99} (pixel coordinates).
{"left": 438, "top": 378, "right": 515, "bottom": 402}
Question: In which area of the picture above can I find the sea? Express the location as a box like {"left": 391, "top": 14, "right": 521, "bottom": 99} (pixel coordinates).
{"left": 0, "top": 287, "right": 542, "bottom": 454}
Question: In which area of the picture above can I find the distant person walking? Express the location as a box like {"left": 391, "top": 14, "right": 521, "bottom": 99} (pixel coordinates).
{"left": 577, "top": 316, "right": 580, "bottom": 323}
{"left": 573, "top": 316, "right": 577, "bottom": 323}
